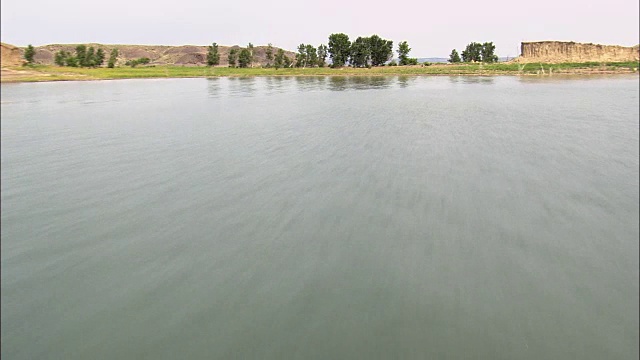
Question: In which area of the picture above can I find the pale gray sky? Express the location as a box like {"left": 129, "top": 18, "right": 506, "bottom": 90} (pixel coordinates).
{"left": 1, "top": 0, "right": 638, "bottom": 57}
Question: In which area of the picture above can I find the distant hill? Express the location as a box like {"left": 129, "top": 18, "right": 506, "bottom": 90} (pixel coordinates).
{"left": 1, "top": 43, "right": 297, "bottom": 67}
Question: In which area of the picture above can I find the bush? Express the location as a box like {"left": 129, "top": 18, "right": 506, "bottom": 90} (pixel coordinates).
{"left": 24, "top": 45, "right": 35, "bottom": 64}
{"left": 125, "top": 57, "right": 151, "bottom": 67}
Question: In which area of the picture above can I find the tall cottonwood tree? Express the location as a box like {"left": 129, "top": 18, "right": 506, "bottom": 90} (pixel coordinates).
{"left": 228, "top": 48, "right": 238, "bottom": 67}
{"left": 296, "top": 44, "right": 307, "bottom": 67}
{"left": 207, "top": 43, "right": 220, "bottom": 66}
{"left": 328, "top": 33, "right": 351, "bottom": 67}
{"left": 247, "top": 43, "right": 254, "bottom": 67}
{"left": 368, "top": 35, "right": 393, "bottom": 66}
{"left": 480, "top": 42, "right": 498, "bottom": 63}
{"left": 107, "top": 48, "right": 118, "bottom": 68}
{"left": 306, "top": 45, "right": 317, "bottom": 68}
{"left": 317, "top": 44, "right": 328, "bottom": 67}
{"left": 274, "top": 48, "right": 285, "bottom": 69}
{"left": 265, "top": 43, "right": 274, "bottom": 67}
{"left": 96, "top": 48, "right": 105, "bottom": 66}
{"left": 86, "top": 47, "right": 96, "bottom": 67}
{"left": 349, "top": 37, "right": 371, "bottom": 68}
{"left": 461, "top": 42, "right": 482, "bottom": 62}
{"left": 238, "top": 48, "right": 252, "bottom": 68}
{"left": 75, "top": 45, "right": 87, "bottom": 66}
{"left": 397, "top": 41, "right": 412, "bottom": 65}
{"left": 448, "top": 49, "right": 461, "bottom": 63}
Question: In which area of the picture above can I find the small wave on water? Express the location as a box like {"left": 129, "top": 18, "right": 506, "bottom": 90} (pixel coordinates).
{"left": 1, "top": 76, "right": 638, "bottom": 360}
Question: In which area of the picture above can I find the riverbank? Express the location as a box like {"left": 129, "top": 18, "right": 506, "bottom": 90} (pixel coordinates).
{"left": 1, "top": 62, "right": 638, "bottom": 83}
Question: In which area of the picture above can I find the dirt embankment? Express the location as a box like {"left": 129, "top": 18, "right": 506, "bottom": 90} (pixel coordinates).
{"left": 2, "top": 43, "right": 296, "bottom": 67}
{"left": 1, "top": 42, "right": 24, "bottom": 67}
{"left": 516, "top": 41, "right": 639, "bottom": 63}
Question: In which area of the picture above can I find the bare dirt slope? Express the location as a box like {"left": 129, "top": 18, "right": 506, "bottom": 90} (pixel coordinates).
{"left": 516, "top": 41, "right": 639, "bottom": 63}
{"left": 1, "top": 42, "right": 24, "bottom": 67}
{"left": 14, "top": 43, "right": 295, "bottom": 67}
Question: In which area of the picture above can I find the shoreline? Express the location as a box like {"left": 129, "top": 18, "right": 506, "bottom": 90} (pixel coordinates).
{"left": 1, "top": 63, "right": 638, "bottom": 83}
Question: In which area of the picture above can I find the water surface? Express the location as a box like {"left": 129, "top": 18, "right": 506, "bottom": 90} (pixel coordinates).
{"left": 2, "top": 75, "right": 639, "bottom": 359}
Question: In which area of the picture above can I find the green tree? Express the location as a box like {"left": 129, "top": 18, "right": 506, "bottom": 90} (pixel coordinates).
{"left": 65, "top": 56, "right": 78, "bottom": 67}
{"left": 274, "top": 48, "right": 285, "bottom": 69}
{"left": 86, "top": 47, "right": 96, "bottom": 67}
{"left": 283, "top": 55, "right": 292, "bottom": 68}
{"left": 349, "top": 36, "right": 371, "bottom": 68}
{"left": 24, "top": 44, "right": 36, "bottom": 64}
{"left": 306, "top": 44, "right": 317, "bottom": 68}
{"left": 461, "top": 42, "right": 482, "bottom": 62}
{"left": 397, "top": 41, "right": 412, "bottom": 65}
{"left": 95, "top": 48, "right": 105, "bottom": 66}
{"left": 238, "top": 48, "right": 251, "bottom": 68}
{"left": 247, "top": 43, "right": 254, "bottom": 67}
{"left": 54, "top": 50, "right": 66, "bottom": 66}
{"left": 207, "top": 42, "right": 220, "bottom": 66}
{"left": 228, "top": 48, "right": 238, "bottom": 67}
{"left": 107, "top": 48, "right": 118, "bottom": 68}
{"left": 328, "top": 33, "right": 351, "bottom": 67}
{"left": 481, "top": 42, "right": 498, "bottom": 63}
{"left": 75, "top": 45, "right": 87, "bottom": 66}
{"left": 368, "top": 35, "right": 393, "bottom": 66}
{"left": 265, "top": 43, "right": 274, "bottom": 67}
{"left": 317, "top": 44, "right": 328, "bottom": 67}
{"left": 448, "top": 49, "right": 461, "bottom": 63}
{"left": 295, "top": 43, "right": 307, "bottom": 67}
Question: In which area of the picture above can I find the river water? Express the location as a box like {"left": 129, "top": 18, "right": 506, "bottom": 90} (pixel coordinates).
{"left": 1, "top": 75, "right": 638, "bottom": 359}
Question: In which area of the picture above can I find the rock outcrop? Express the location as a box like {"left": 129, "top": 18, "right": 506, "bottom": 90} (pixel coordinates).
{"left": 517, "top": 41, "right": 639, "bottom": 63}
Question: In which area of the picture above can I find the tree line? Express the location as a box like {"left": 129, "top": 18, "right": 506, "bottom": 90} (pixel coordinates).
{"left": 206, "top": 34, "right": 421, "bottom": 69}
{"left": 448, "top": 42, "right": 498, "bottom": 63}
{"left": 46, "top": 45, "right": 119, "bottom": 68}
{"left": 24, "top": 38, "right": 500, "bottom": 68}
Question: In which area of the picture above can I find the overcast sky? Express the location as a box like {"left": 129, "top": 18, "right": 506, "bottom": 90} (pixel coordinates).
{"left": 2, "top": 0, "right": 638, "bottom": 57}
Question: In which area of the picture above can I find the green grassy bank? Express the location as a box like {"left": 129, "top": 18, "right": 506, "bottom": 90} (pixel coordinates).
{"left": 2, "top": 61, "right": 638, "bottom": 82}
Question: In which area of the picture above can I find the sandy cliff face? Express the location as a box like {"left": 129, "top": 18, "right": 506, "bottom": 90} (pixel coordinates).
{"left": 517, "top": 41, "right": 639, "bottom": 63}
{"left": 6, "top": 43, "right": 295, "bottom": 67}
{"left": 1, "top": 42, "right": 24, "bottom": 67}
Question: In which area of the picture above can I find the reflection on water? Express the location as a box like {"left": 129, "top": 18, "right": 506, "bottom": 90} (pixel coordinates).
{"left": 294, "top": 76, "right": 324, "bottom": 92}
{"left": 208, "top": 76, "right": 402, "bottom": 97}
{"left": 328, "top": 76, "right": 349, "bottom": 91}
{"left": 207, "top": 78, "right": 222, "bottom": 98}
{"left": 397, "top": 75, "right": 417, "bottom": 88}
{"left": 448, "top": 76, "right": 496, "bottom": 85}
{"left": 328, "top": 76, "right": 395, "bottom": 91}
{"left": 228, "top": 77, "right": 257, "bottom": 97}
{"left": 206, "top": 74, "right": 640, "bottom": 100}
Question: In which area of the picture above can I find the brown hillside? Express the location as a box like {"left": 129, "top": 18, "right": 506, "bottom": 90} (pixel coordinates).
{"left": 1, "top": 42, "right": 24, "bottom": 67}
{"left": 21, "top": 43, "right": 295, "bottom": 67}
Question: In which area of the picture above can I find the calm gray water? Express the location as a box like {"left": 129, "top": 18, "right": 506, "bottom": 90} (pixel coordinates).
{"left": 1, "top": 75, "right": 638, "bottom": 360}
